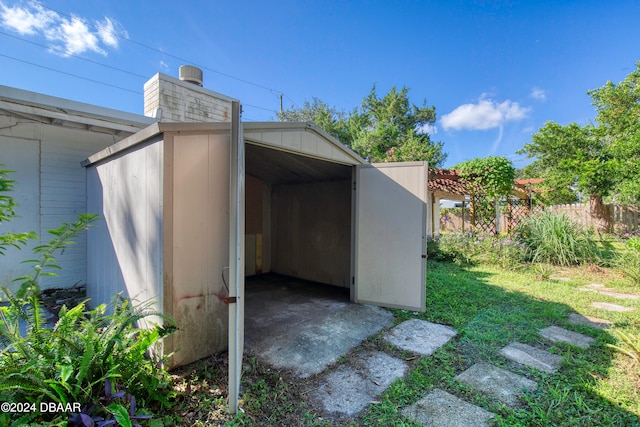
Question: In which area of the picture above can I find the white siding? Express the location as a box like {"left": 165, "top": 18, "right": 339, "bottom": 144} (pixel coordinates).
{"left": 0, "top": 116, "right": 121, "bottom": 292}
{"left": 86, "top": 141, "right": 163, "bottom": 315}
{"left": 0, "top": 135, "right": 40, "bottom": 288}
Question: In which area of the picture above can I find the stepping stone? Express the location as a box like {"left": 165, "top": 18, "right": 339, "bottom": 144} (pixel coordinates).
{"left": 590, "top": 302, "right": 635, "bottom": 312}
{"left": 384, "top": 318, "right": 457, "bottom": 356}
{"left": 539, "top": 326, "right": 594, "bottom": 349}
{"left": 310, "top": 350, "right": 407, "bottom": 417}
{"left": 402, "top": 388, "right": 495, "bottom": 427}
{"left": 567, "top": 313, "right": 613, "bottom": 330}
{"left": 579, "top": 284, "right": 638, "bottom": 300}
{"left": 455, "top": 362, "right": 537, "bottom": 407}
{"left": 499, "top": 342, "right": 562, "bottom": 373}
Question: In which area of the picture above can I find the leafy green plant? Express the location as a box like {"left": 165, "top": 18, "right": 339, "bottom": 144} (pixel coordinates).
{"left": 617, "top": 237, "right": 640, "bottom": 285}
{"left": 0, "top": 166, "right": 36, "bottom": 255}
{"left": 516, "top": 210, "right": 598, "bottom": 266}
{"left": 607, "top": 330, "right": 640, "bottom": 371}
{"left": 434, "top": 232, "right": 527, "bottom": 268}
{"left": 0, "top": 213, "right": 175, "bottom": 425}
{"left": 532, "top": 263, "right": 555, "bottom": 281}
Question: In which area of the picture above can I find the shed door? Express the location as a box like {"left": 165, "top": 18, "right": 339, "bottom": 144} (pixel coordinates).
{"left": 353, "top": 161, "right": 427, "bottom": 312}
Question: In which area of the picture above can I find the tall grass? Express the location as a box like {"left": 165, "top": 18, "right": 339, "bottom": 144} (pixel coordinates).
{"left": 517, "top": 210, "right": 598, "bottom": 266}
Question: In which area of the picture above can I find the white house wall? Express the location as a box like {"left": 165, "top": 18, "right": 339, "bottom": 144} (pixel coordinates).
{"left": 0, "top": 118, "right": 123, "bottom": 292}
{"left": 86, "top": 140, "right": 164, "bottom": 316}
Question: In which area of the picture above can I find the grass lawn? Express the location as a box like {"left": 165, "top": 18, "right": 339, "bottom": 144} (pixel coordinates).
{"left": 163, "top": 261, "right": 640, "bottom": 426}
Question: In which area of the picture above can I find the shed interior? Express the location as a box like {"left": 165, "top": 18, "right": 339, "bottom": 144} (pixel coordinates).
{"left": 244, "top": 142, "right": 353, "bottom": 289}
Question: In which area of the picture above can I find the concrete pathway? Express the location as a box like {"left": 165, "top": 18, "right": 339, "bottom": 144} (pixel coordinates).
{"left": 455, "top": 362, "right": 538, "bottom": 407}
{"left": 402, "top": 388, "right": 495, "bottom": 427}
{"left": 590, "top": 302, "right": 635, "bottom": 312}
{"left": 539, "top": 326, "right": 595, "bottom": 349}
{"left": 310, "top": 350, "right": 407, "bottom": 418}
{"left": 567, "top": 313, "right": 613, "bottom": 329}
{"left": 499, "top": 342, "right": 563, "bottom": 373}
{"left": 384, "top": 318, "right": 457, "bottom": 356}
{"left": 578, "top": 283, "right": 639, "bottom": 300}
{"left": 256, "top": 303, "right": 393, "bottom": 377}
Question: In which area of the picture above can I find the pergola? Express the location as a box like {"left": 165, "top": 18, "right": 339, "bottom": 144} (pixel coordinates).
{"left": 428, "top": 169, "right": 543, "bottom": 236}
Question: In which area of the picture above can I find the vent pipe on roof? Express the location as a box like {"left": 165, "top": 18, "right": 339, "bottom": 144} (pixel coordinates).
{"left": 179, "top": 65, "right": 203, "bottom": 86}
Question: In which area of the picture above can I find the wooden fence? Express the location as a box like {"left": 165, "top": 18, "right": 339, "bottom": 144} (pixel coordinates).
{"left": 440, "top": 203, "right": 640, "bottom": 235}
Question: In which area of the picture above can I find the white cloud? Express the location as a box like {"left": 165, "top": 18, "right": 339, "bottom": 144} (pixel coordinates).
{"left": 0, "top": 1, "right": 56, "bottom": 34}
{"left": 0, "top": 0, "right": 126, "bottom": 56}
{"left": 441, "top": 98, "right": 530, "bottom": 131}
{"left": 530, "top": 87, "right": 547, "bottom": 101}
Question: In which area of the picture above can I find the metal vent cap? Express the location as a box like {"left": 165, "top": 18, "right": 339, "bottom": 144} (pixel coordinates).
{"left": 179, "top": 65, "right": 203, "bottom": 86}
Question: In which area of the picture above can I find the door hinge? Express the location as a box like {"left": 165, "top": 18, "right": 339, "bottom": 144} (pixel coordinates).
{"left": 422, "top": 254, "right": 427, "bottom": 259}
{"left": 223, "top": 296, "right": 237, "bottom": 304}
{"left": 353, "top": 181, "right": 356, "bottom": 191}
{"left": 352, "top": 276, "right": 355, "bottom": 285}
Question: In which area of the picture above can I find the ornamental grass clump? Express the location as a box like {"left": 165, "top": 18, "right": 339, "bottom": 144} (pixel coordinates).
{"left": 616, "top": 236, "right": 640, "bottom": 285}
{"left": 516, "top": 210, "right": 597, "bottom": 266}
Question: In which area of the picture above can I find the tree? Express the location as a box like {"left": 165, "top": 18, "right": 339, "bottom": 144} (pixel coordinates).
{"left": 349, "top": 86, "right": 446, "bottom": 166}
{"left": 518, "top": 122, "right": 616, "bottom": 231}
{"left": 588, "top": 62, "right": 640, "bottom": 203}
{"left": 278, "top": 86, "right": 447, "bottom": 167}
{"left": 276, "top": 98, "right": 351, "bottom": 143}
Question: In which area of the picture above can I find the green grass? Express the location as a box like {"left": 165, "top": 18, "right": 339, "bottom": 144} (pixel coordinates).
{"left": 164, "top": 260, "right": 640, "bottom": 426}
{"left": 361, "top": 260, "right": 640, "bottom": 427}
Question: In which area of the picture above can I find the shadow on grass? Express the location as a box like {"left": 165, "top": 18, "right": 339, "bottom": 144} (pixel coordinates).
{"left": 362, "top": 260, "right": 640, "bottom": 427}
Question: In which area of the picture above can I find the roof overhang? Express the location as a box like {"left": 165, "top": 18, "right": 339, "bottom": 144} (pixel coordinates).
{"left": 83, "top": 121, "right": 366, "bottom": 169}
{"left": 0, "top": 85, "right": 155, "bottom": 136}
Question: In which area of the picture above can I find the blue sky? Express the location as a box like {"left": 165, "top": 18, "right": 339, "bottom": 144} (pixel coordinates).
{"left": 1, "top": 0, "right": 638, "bottom": 168}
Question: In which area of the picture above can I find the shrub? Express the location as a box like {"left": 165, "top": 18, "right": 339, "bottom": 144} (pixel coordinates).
{"left": 433, "top": 232, "right": 527, "bottom": 268}
{"left": 516, "top": 210, "right": 598, "bottom": 266}
{"left": 616, "top": 237, "right": 640, "bottom": 285}
{"left": 0, "top": 213, "right": 176, "bottom": 425}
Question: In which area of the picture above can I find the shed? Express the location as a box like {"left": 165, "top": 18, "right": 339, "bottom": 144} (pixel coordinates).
{"left": 84, "top": 104, "right": 428, "bottom": 414}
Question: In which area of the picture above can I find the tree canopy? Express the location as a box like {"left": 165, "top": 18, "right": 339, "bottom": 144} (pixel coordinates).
{"left": 519, "top": 61, "right": 640, "bottom": 207}
{"left": 277, "top": 86, "right": 447, "bottom": 167}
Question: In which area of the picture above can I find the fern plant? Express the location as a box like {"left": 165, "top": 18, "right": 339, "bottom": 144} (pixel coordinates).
{"left": 0, "top": 214, "right": 176, "bottom": 426}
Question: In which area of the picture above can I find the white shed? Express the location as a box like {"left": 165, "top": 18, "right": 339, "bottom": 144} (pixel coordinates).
{"left": 83, "top": 112, "right": 428, "bottom": 409}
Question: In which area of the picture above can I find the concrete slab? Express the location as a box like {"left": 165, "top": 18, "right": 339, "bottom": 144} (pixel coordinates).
{"left": 455, "top": 362, "right": 537, "bottom": 407}
{"left": 384, "top": 318, "right": 457, "bottom": 356}
{"left": 402, "top": 388, "right": 495, "bottom": 427}
{"left": 260, "top": 303, "right": 393, "bottom": 377}
{"left": 590, "top": 302, "right": 635, "bottom": 312}
{"left": 539, "top": 326, "right": 594, "bottom": 349}
{"left": 499, "top": 342, "right": 562, "bottom": 373}
{"left": 244, "top": 275, "right": 394, "bottom": 377}
{"left": 310, "top": 350, "right": 408, "bottom": 417}
{"left": 567, "top": 313, "right": 613, "bottom": 329}
{"left": 579, "top": 284, "right": 638, "bottom": 300}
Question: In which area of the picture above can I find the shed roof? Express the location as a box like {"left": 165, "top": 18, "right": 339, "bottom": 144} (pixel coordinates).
{"left": 83, "top": 121, "right": 365, "bottom": 168}
{"left": 0, "top": 85, "right": 155, "bottom": 136}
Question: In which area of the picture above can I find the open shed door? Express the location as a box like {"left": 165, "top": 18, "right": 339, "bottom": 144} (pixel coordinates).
{"left": 353, "top": 161, "right": 427, "bottom": 312}
{"left": 228, "top": 102, "right": 244, "bottom": 414}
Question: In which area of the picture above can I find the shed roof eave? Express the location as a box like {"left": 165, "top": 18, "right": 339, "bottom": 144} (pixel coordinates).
{"left": 244, "top": 121, "right": 365, "bottom": 165}
{"left": 0, "top": 85, "right": 155, "bottom": 131}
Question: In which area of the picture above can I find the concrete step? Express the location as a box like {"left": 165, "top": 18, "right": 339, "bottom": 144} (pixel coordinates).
{"left": 402, "top": 388, "right": 495, "bottom": 427}
{"left": 539, "top": 326, "right": 594, "bottom": 349}
{"left": 499, "top": 342, "right": 562, "bottom": 373}
{"left": 310, "top": 350, "right": 408, "bottom": 418}
{"left": 383, "top": 318, "right": 457, "bottom": 356}
{"left": 455, "top": 362, "right": 537, "bottom": 407}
